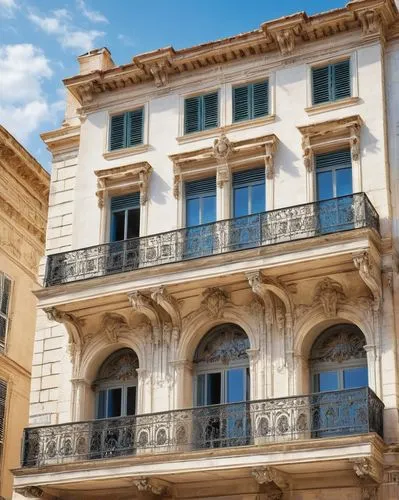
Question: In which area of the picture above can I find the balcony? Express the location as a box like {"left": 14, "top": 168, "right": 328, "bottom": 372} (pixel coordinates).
{"left": 44, "top": 193, "right": 379, "bottom": 287}
{"left": 21, "top": 387, "right": 383, "bottom": 468}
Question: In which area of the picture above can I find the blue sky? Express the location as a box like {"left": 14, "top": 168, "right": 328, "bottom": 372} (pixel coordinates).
{"left": 0, "top": 0, "right": 346, "bottom": 170}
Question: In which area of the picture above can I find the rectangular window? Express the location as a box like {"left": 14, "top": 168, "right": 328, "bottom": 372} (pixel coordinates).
{"left": 232, "top": 167, "right": 266, "bottom": 217}
{"left": 312, "top": 59, "right": 351, "bottom": 105}
{"left": 110, "top": 193, "right": 140, "bottom": 242}
{"left": 109, "top": 108, "right": 144, "bottom": 151}
{"left": 0, "top": 273, "right": 12, "bottom": 351}
{"left": 233, "top": 80, "right": 269, "bottom": 122}
{"left": 184, "top": 92, "right": 219, "bottom": 134}
{"left": 0, "top": 379, "right": 6, "bottom": 458}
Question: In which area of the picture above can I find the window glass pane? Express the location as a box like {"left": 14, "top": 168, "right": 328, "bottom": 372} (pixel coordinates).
{"left": 126, "top": 386, "right": 136, "bottom": 416}
{"left": 112, "top": 211, "right": 126, "bottom": 242}
{"left": 196, "top": 374, "right": 206, "bottom": 406}
{"left": 336, "top": 168, "right": 353, "bottom": 197}
{"left": 186, "top": 198, "right": 200, "bottom": 227}
{"left": 234, "top": 186, "right": 249, "bottom": 217}
{"left": 207, "top": 372, "right": 221, "bottom": 405}
{"left": 314, "top": 371, "right": 339, "bottom": 392}
{"left": 97, "top": 390, "right": 106, "bottom": 419}
{"left": 1, "top": 277, "right": 10, "bottom": 315}
{"left": 202, "top": 195, "right": 216, "bottom": 224}
{"left": 344, "top": 367, "right": 368, "bottom": 389}
{"left": 316, "top": 171, "right": 333, "bottom": 201}
{"left": 127, "top": 208, "right": 140, "bottom": 239}
{"left": 107, "top": 388, "right": 122, "bottom": 417}
{"left": 251, "top": 183, "right": 265, "bottom": 214}
{"left": 226, "top": 368, "right": 245, "bottom": 403}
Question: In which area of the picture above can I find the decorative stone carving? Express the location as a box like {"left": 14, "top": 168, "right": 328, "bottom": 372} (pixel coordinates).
{"left": 96, "top": 347, "right": 139, "bottom": 382}
{"left": 252, "top": 466, "right": 287, "bottom": 487}
{"left": 151, "top": 286, "right": 181, "bottom": 340}
{"left": 361, "top": 485, "right": 379, "bottom": 500}
{"left": 353, "top": 250, "right": 382, "bottom": 310}
{"left": 133, "top": 477, "right": 166, "bottom": 496}
{"left": 217, "top": 164, "right": 230, "bottom": 188}
{"left": 128, "top": 291, "right": 162, "bottom": 344}
{"left": 149, "top": 62, "right": 169, "bottom": 87}
{"left": 313, "top": 277, "right": 346, "bottom": 318}
{"left": 15, "top": 486, "right": 44, "bottom": 498}
{"left": 275, "top": 29, "right": 295, "bottom": 55}
{"left": 173, "top": 165, "right": 181, "bottom": 199}
{"left": 352, "top": 457, "right": 380, "bottom": 482}
{"left": 194, "top": 323, "right": 250, "bottom": 365}
{"left": 43, "top": 307, "right": 83, "bottom": 347}
{"left": 201, "top": 287, "right": 228, "bottom": 319}
{"left": 358, "top": 10, "right": 381, "bottom": 36}
{"left": 213, "top": 134, "right": 233, "bottom": 162}
{"left": 265, "top": 140, "right": 277, "bottom": 179}
{"left": 350, "top": 123, "right": 361, "bottom": 161}
{"left": 80, "top": 81, "right": 95, "bottom": 104}
{"left": 310, "top": 324, "right": 366, "bottom": 363}
{"left": 302, "top": 134, "right": 313, "bottom": 172}
{"left": 100, "top": 313, "right": 130, "bottom": 343}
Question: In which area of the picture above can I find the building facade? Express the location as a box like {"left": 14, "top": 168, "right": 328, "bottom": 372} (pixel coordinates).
{"left": 12, "top": 0, "right": 399, "bottom": 499}
{"left": 0, "top": 126, "right": 50, "bottom": 499}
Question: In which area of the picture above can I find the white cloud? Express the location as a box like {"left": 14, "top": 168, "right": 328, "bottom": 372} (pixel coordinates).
{"left": 77, "top": 0, "right": 108, "bottom": 24}
{"left": 118, "top": 34, "right": 135, "bottom": 47}
{"left": 0, "top": 44, "right": 63, "bottom": 143}
{"left": 0, "top": 0, "right": 17, "bottom": 17}
{"left": 28, "top": 9, "right": 105, "bottom": 53}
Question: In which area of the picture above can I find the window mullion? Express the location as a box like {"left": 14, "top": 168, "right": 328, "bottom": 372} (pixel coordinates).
{"left": 249, "top": 84, "right": 253, "bottom": 120}
{"left": 330, "top": 64, "right": 335, "bottom": 101}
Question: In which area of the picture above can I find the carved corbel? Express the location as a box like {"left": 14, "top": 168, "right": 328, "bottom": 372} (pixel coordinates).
{"left": 43, "top": 307, "right": 83, "bottom": 348}
{"left": 173, "top": 164, "right": 182, "bottom": 199}
{"left": 149, "top": 62, "right": 169, "bottom": 87}
{"left": 275, "top": 29, "right": 295, "bottom": 56}
{"left": 79, "top": 81, "right": 95, "bottom": 104}
{"left": 358, "top": 9, "right": 382, "bottom": 36}
{"left": 99, "top": 313, "right": 130, "bottom": 343}
{"left": 353, "top": 251, "right": 382, "bottom": 311}
{"left": 302, "top": 134, "right": 313, "bottom": 172}
{"left": 133, "top": 477, "right": 168, "bottom": 496}
{"left": 128, "top": 292, "right": 162, "bottom": 344}
{"left": 247, "top": 271, "right": 275, "bottom": 324}
{"left": 139, "top": 167, "right": 151, "bottom": 205}
{"left": 265, "top": 140, "right": 277, "bottom": 180}
{"left": 350, "top": 123, "right": 361, "bottom": 161}
{"left": 252, "top": 466, "right": 290, "bottom": 497}
{"left": 352, "top": 457, "right": 382, "bottom": 484}
{"left": 15, "top": 486, "right": 44, "bottom": 498}
{"left": 151, "top": 286, "right": 181, "bottom": 341}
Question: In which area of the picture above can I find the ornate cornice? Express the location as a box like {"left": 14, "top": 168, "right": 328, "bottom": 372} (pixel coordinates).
{"left": 63, "top": 1, "right": 398, "bottom": 104}
{"left": 95, "top": 161, "right": 152, "bottom": 207}
{"left": 41, "top": 125, "right": 80, "bottom": 155}
{"left": 170, "top": 133, "right": 278, "bottom": 199}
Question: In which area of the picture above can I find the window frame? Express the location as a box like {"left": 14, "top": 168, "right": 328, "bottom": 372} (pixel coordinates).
{"left": 232, "top": 79, "right": 270, "bottom": 124}
{"left": 183, "top": 90, "right": 220, "bottom": 135}
{"left": 185, "top": 177, "right": 217, "bottom": 227}
{"left": 0, "top": 272, "right": 13, "bottom": 353}
{"left": 315, "top": 149, "right": 353, "bottom": 201}
{"left": 109, "top": 193, "right": 141, "bottom": 242}
{"left": 95, "top": 381, "right": 137, "bottom": 419}
{"left": 231, "top": 168, "right": 266, "bottom": 218}
{"left": 306, "top": 52, "right": 358, "bottom": 113}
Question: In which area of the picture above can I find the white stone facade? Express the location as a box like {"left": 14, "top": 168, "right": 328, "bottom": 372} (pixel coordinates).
{"left": 13, "top": 1, "right": 399, "bottom": 499}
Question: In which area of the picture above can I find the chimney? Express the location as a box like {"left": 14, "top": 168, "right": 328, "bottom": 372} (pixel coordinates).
{"left": 77, "top": 47, "right": 115, "bottom": 75}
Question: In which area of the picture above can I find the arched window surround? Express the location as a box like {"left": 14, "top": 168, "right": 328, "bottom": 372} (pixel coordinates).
{"left": 94, "top": 348, "right": 139, "bottom": 419}
{"left": 193, "top": 323, "right": 250, "bottom": 407}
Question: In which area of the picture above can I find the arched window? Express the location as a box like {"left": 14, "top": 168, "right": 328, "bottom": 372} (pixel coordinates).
{"left": 94, "top": 348, "right": 139, "bottom": 419}
{"left": 193, "top": 324, "right": 250, "bottom": 406}
{"left": 310, "top": 324, "right": 368, "bottom": 393}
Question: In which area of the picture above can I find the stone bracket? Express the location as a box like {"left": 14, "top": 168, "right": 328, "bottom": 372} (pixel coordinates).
{"left": 352, "top": 250, "right": 382, "bottom": 311}
{"left": 351, "top": 457, "right": 383, "bottom": 484}
{"left": 151, "top": 286, "right": 181, "bottom": 342}
{"left": 43, "top": 307, "right": 83, "bottom": 348}
{"left": 252, "top": 466, "right": 291, "bottom": 497}
{"left": 133, "top": 477, "right": 169, "bottom": 496}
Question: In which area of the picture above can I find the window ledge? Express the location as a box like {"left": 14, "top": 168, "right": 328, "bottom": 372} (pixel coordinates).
{"left": 103, "top": 144, "right": 150, "bottom": 160}
{"left": 305, "top": 97, "right": 360, "bottom": 116}
{"left": 224, "top": 115, "right": 275, "bottom": 133}
{"left": 176, "top": 128, "right": 222, "bottom": 145}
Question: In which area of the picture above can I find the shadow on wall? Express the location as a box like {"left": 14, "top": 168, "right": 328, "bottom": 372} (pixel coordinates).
{"left": 149, "top": 170, "right": 171, "bottom": 205}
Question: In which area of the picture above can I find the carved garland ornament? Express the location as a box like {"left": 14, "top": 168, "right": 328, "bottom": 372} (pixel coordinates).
{"left": 310, "top": 324, "right": 366, "bottom": 364}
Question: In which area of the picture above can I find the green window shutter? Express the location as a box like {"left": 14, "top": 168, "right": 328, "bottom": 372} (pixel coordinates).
{"left": 333, "top": 60, "right": 351, "bottom": 100}
{"left": 184, "top": 96, "right": 200, "bottom": 134}
{"left": 233, "top": 85, "right": 250, "bottom": 122}
{"left": 203, "top": 92, "right": 219, "bottom": 130}
{"left": 315, "top": 149, "right": 352, "bottom": 170}
{"left": 127, "top": 108, "right": 144, "bottom": 147}
{"left": 109, "top": 113, "right": 126, "bottom": 151}
{"left": 312, "top": 66, "right": 330, "bottom": 105}
{"left": 252, "top": 80, "right": 269, "bottom": 118}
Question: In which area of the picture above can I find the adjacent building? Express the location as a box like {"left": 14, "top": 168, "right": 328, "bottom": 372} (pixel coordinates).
{"left": 12, "top": 0, "right": 399, "bottom": 499}
{"left": 0, "top": 126, "right": 50, "bottom": 499}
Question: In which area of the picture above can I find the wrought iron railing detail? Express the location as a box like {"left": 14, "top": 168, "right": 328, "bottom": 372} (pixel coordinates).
{"left": 44, "top": 193, "right": 379, "bottom": 286}
{"left": 21, "top": 387, "right": 383, "bottom": 467}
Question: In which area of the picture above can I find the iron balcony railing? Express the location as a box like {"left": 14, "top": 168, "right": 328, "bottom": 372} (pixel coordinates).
{"left": 22, "top": 387, "right": 383, "bottom": 468}
{"left": 44, "top": 193, "right": 379, "bottom": 287}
